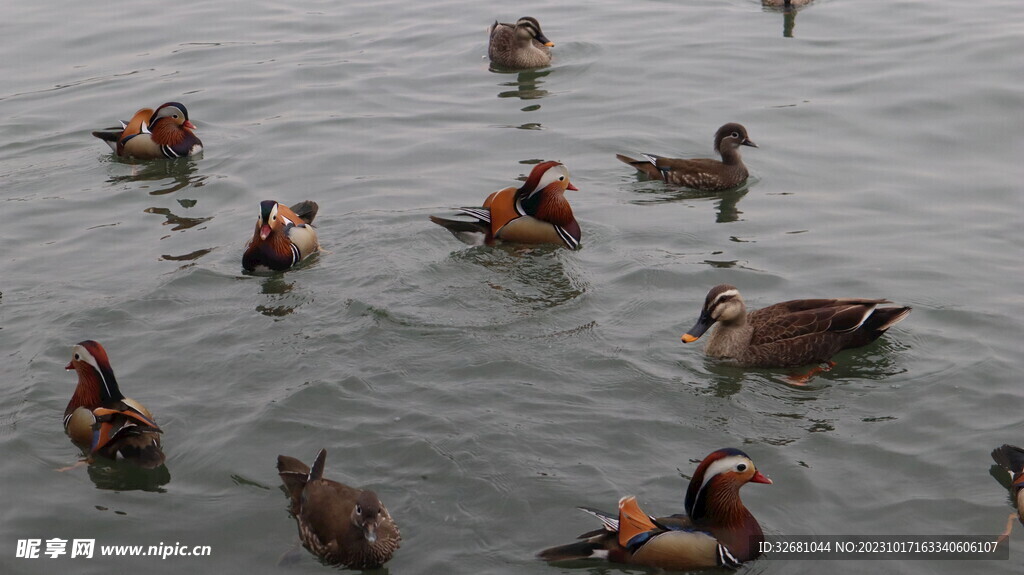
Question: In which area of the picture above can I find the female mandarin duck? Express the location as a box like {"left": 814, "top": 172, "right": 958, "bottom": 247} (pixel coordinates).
{"left": 430, "top": 161, "right": 581, "bottom": 249}
{"left": 64, "top": 340, "right": 164, "bottom": 468}
{"left": 682, "top": 284, "right": 912, "bottom": 368}
{"left": 242, "top": 200, "right": 319, "bottom": 272}
{"left": 488, "top": 16, "right": 555, "bottom": 69}
{"left": 538, "top": 448, "right": 770, "bottom": 570}
{"left": 991, "top": 445, "right": 1024, "bottom": 536}
{"left": 278, "top": 449, "right": 401, "bottom": 569}
{"left": 617, "top": 123, "right": 757, "bottom": 191}
{"left": 92, "top": 102, "right": 203, "bottom": 160}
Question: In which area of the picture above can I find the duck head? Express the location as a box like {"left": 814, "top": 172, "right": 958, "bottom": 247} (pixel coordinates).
{"left": 682, "top": 285, "right": 747, "bottom": 343}
{"left": 516, "top": 161, "right": 578, "bottom": 225}
{"left": 685, "top": 448, "right": 771, "bottom": 523}
{"left": 351, "top": 491, "right": 387, "bottom": 545}
{"left": 515, "top": 17, "right": 554, "bottom": 47}
{"left": 714, "top": 123, "right": 757, "bottom": 154}
{"left": 66, "top": 340, "right": 124, "bottom": 405}
{"left": 150, "top": 102, "right": 196, "bottom": 131}
{"left": 255, "top": 200, "right": 285, "bottom": 241}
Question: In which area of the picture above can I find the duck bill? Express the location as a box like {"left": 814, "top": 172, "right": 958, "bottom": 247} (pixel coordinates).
{"left": 567, "top": 182, "right": 579, "bottom": 191}
{"left": 184, "top": 120, "right": 197, "bottom": 130}
{"left": 65, "top": 361, "right": 74, "bottom": 370}
{"left": 751, "top": 470, "right": 772, "bottom": 485}
{"left": 742, "top": 138, "right": 758, "bottom": 148}
{"left": 681, "top": 312, "right": 714, "bottom": 343}
{"left": 363, "top": 524, "right": 377, "bottom": 545}
{"left": 259, "top": 224, "right": 272, "bottom": 240}
{"left": 536, "top": 33, "right": 554, "bottom": 47}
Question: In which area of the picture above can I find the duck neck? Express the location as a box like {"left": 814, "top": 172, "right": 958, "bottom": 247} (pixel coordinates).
{"left": 694, "top": 486, "right": 763, "bottom": 561}
{"left": 719, "top": 146, "right": 745, "bottom": 167}
{"left": 705, "top": 319, "right": 752, "bottom": 359}
{"left": 65, "top": 366, "right": 123, "bottom": 417}
{"left": 151, "top": 119, "right": 187, "bottom": 147}
{"left": 525, "top": 191, "right": 574, "bottom": 227}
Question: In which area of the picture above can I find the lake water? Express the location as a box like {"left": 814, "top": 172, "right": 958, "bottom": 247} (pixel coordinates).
{"left": 2, "top": 0, "right": 1023, "bottom": 573}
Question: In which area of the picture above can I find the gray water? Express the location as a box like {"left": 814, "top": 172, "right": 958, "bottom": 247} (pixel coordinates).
{"left": 2, "top": 0, "right": 1023, "bottom": 573}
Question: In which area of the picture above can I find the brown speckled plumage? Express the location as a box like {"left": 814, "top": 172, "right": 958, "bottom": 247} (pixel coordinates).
{"left": 682, "top": 284, "right": 912, "bottom": 368}
{"left": 488, "top": 17, "right": 555, "bottom": 69}
{"left": 617, "top": 123, "right": 757, "bottom": 191}
{"left": 277, "top": 449, "right": 400, "bottom": 569}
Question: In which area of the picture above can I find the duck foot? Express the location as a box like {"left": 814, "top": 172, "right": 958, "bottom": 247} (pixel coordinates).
{"left": 56, "top": 460, "right": 89, "bottom": 472}
{"left": 786, "top": 361, "right": 836, "bottom": 386}
{"left": 997, "top": 512, "right": 1016, "bottom": 546}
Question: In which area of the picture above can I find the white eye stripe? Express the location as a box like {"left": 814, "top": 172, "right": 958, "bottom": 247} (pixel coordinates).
{"left": 698, "top": 455, "right": 751, "bottom": 494}
{"left": 710, "top": 289, "right": 739, "bottom": 307}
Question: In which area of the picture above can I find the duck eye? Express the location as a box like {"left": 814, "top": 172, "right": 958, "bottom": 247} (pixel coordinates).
{"left": 355, "top": 505, "right": 363, "bottom": 515}
{"left": 731, "top": 132, "right": 740, "bottom": 139}
{"left": 737, "top": 463, "right": 748, "bottom": 472}
{"left": 74, "top": 354, "right": 80, "bottom": 360}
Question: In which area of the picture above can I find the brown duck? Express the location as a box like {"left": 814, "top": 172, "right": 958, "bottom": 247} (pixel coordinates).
{"left": 277, "top": 449, "right": 400, "bottom": 569}
{"left": 617, "top": 123, "right": 757, "bottom": 191}
{"left": 488, "top": 16, "right": 555, "bottom": 69}
{"left": 681, "top": 284, "right": 911, "bottom": 368}
{"left": 64, "top": 340, "right": 164, "bottom": 468}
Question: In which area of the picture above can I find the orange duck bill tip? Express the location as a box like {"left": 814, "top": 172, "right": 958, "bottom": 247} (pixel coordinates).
{"left": 751, "top": 470, "right": 772, "bottom": 485}
{"left": 544, "top": 41, "right": 555, "bottom": 47}
{"left": 681, "top": 333, "right": 700, "bottom": 343}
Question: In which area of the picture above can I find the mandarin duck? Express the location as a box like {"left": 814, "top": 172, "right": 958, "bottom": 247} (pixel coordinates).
{"left": 92, "top": 102, "right": 203, "bottom": 160}
{"left": 763, "top": 0, "right": 813, "bottom": 7}
{"left": 63, "top": 340, "right": 164, "bottom": 468}
{"left": 681, "top": 284, "right": 912, "bottom": 369}
{"left": 242, "top": 200, "right": 320, "bottom": 272}
{"left": 617, "top": 123, "right": 757, "bottom": 191}
{"left": 991, "top": 445, "right": 1024, "bottom": 531}
{"left": 488, "top": 17, "right": 555, "bottom": 69}
{"left": 430, "top": 161, "right": 581, "bottom": 249}
{"left": 277, "top": 449, "right": 401, "bottom": 569}
{"left": 538, "top": 448, "right": 770, "bottom": 570}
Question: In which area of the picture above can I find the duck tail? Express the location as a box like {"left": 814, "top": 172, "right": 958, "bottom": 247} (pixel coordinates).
{"left": 536, "top": 539, "right": 606, "bottom": 562}
{"left": 277, "top": 454, "right": 311, "bottom": 502}
{"left": 869, "top": 306, "right": 912, "bottom": 332}
{"left": 992, "top": 444, "right": 1024, "bottom": 476}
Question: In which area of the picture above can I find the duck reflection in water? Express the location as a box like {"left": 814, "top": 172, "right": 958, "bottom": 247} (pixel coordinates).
{"left": 628, "top": 185, "right": 748, "bottom": 224}
{"left": 452, "top": 245, "right": 584, "bottom": 309}
{"left": 762, "top": 0, "right": 813, "bottom": 38}
{"left": 255, "top": 275, "right": 300, "bottom": 318}
{"left": 103, "top": 157, "right": 205, "bottom": 196}
{"left": 495, "top": 69, "right": 551, "bottom": 101}
{"left": 87, "top": 460, "right": 170, "bottom": 492}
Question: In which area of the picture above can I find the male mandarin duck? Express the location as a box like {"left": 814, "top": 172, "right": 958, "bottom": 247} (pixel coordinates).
{"left": 242, "top": 200, "right": 320, "bottom": 272}
{"left": 430, "top": 161, "right": 581, "bottom": 249}
{"left": 538, "top": 448, "right": 770, "bottom": 570}
{"left": 488, "top": 16, "right": 555, "bottom": 69}
{"left": 92, "top": 102, "right": 203, "bottom": 160}
{"left": 991, "top": 445, "right": 1024, "bottom": 530}
{"left": 617, "top": 123, "right": 757, "bottom": 191}
{"left": 681, "top": 284, "right": 912, "bottom": 368}
{"left": 763, "top": 0, "right": 813, "bottom": 7}
{"left": 277, "top": 449, "right": 401, "bottom": 569}
{"left": 63, "top": 340, "right": 164, "bottom": 468}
